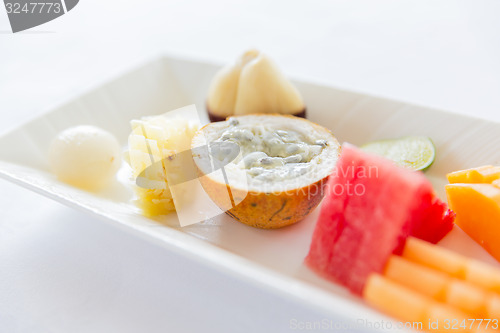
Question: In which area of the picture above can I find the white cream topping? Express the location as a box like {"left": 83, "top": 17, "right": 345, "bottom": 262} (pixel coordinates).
{"left": 214, "top": 118, "right": 328, "bottom": 182}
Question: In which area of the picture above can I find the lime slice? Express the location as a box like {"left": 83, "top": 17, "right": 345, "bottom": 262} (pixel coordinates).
{"left": 361, "top": 136, "right": 436, "bottom": 171}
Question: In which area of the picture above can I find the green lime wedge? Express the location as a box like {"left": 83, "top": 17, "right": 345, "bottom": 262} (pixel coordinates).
{"left": 361, "top": 136, "right": 436, "bottom": 171}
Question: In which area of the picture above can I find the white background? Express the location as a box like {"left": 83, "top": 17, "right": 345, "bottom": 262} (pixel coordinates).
{"left": 1, "top": 0, "right": 500, "bottom": 332}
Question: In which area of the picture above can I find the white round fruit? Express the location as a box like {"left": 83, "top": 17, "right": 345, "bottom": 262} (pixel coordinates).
{"left": 49, "top": 125, "right": 121, "bottom": 190}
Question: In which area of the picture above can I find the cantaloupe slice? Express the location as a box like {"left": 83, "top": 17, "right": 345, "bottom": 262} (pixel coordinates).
{"left": 448, "top": 280, "right": 500, "bottom": 319}
{"left": 364, "top": 274, "right": 427, "bottom": 324}
{"left": 403, "top": 237, "right": 500, "bottom": 294}
{"left": 385, "top": 255, "right": 449, "bottom": 301}
{"left": 446, "top": 183, "right": 500, "bottom": 262}
{"left": 403, "top": 237, "right": 467, "bottom": 278}
{"left": 467, "top": 260, "right": 500, "bottom": 295}
{"left": 385, "top": 256, "right": 500, "bottom": 318}
{"left": 447, "top": 165, "right": 500, "bottom": 184}
{"left": 489, "top": 296, "right": 500, "bottom": 320}
{"left": 364, "top": 274, "right": 471, "bottom": 332}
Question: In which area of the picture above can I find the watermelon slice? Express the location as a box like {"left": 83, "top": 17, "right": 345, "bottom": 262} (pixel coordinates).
{"left": 305, "top": 144, "right": 454, "bottom": 295}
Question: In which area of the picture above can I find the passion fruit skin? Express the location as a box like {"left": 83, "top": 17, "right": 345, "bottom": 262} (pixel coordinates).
{"left": 207, "top": 104, "right": 307, "bottom": 123}
{"left": 198, "top": 174, "right": 329, "bottom": 228}
{"left": 192, "top": 114, "right": 339, "bottom": 229}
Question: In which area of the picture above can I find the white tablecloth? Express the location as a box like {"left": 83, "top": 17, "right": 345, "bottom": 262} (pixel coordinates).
{"left": 1, "top": 1, "right": 500, "bottom": 332}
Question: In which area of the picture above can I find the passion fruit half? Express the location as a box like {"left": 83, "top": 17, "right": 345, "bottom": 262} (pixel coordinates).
{"left": 192, "top": 114, "right": 340, "bottom": 229}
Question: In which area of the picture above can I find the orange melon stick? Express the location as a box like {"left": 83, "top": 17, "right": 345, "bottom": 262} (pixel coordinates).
{"left": 363, "top": 274, "right": 474, "bottom": 333}
{"left": 402, "top": 237, "right": 500, "bottom": 294}
{"left": 385, "top": 256, "right": 500, "bottom": 318}
{"left": 445, "top": 183, "right": 500, "bottom": 262}
{"left": 447, "top": 165, "right": 500, "bottom": 184}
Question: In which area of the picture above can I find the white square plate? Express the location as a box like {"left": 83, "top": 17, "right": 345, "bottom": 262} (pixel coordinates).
{"left": 1, "top": 56, "right": 499, "bottom": 331}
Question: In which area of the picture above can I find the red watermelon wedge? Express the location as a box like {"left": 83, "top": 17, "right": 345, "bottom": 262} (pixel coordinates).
{"left": 305, "top": 144, "right": 454, "bottom": 295}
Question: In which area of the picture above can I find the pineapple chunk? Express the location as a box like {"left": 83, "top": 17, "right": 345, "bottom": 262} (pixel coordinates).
{"left": 127, "top": 113, "right": 199, "bottom": 216}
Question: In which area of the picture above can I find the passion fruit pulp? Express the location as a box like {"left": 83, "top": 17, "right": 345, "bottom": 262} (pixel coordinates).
{"left": 192, "top": 114, "right": 340, "bottom": 228}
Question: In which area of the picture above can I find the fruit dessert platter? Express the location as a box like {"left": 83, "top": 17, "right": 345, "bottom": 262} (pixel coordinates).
{"left": 1, "top": 50, "right": 499, "bottom": 331}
